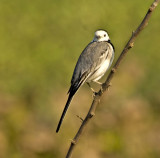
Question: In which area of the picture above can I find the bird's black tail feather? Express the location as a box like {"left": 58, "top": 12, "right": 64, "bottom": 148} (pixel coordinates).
{"left": 56, "top": 76, "right": 87, "bottom": 133}
{"left": 56, "top": 92, "right": 74, "bottom": 133}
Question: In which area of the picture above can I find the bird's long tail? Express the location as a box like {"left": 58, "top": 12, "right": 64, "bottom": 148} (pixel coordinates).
{"left": 56, "top": 92, "right": 74, "bottom": 133}
{"left": 56, "top": 76, "right": 87, "bottom": 133}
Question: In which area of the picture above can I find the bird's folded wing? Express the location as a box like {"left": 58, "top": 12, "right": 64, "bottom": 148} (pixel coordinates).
{"left": 70, "top": 42, "right": 109, "bottom": 87}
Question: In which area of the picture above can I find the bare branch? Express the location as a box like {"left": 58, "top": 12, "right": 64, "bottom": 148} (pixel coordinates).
{"left": 66, "top": 0, "right": 160, "bottom": 157}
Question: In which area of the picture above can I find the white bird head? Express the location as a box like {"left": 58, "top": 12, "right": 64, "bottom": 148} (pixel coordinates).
{"left": 93, "top": 30, "right": 110, "bottom": 42}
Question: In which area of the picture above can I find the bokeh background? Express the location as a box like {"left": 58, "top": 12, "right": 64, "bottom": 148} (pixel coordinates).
{"left": 0, "top": 0, "right": 160, "bottom": 158}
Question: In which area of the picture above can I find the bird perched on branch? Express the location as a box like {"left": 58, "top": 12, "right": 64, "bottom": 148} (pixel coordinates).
{"left": 56, "top": 30, "right": 115, "bottom": 133}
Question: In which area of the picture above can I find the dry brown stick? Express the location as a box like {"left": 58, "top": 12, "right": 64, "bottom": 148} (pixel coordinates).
{"left": 66, "top": 0, "right": 160, "bottom": 157}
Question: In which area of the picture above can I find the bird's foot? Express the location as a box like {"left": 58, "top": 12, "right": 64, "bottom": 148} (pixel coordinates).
{"left": 92, "top": 91, "right": 99, "bottom": 98}
{"left": 87, "top": 82, "right": 98, "bottom": 98}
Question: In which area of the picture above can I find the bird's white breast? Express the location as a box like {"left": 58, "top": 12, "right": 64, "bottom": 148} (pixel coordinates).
{"left": 88, "top": 58, "right": 110, "bottom": 82}
{"left": 87, "top": 44, "right": 114, "bottom": 82}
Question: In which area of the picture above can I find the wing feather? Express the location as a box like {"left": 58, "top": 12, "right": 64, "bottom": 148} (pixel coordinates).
{"left": 71, "top": 41, "right": 110, "bottom": 85}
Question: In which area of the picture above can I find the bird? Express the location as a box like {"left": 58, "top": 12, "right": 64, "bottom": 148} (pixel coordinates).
{"left": 56, "top": 29, "right": 115, "bottom": 133}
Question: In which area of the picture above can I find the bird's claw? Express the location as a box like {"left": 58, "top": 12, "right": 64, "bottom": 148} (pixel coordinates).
{"left": 92, "top": 91, "right": 99, "bottom": 98}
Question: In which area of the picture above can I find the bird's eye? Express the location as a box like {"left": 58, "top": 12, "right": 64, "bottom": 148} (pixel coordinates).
{"left": 104, "top": 34, "right": 106, "bottom": 37}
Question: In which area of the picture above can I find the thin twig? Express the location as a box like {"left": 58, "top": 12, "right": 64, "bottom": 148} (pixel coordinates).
{"left": 66, "top": 0, "right": 160, "bottom": 157}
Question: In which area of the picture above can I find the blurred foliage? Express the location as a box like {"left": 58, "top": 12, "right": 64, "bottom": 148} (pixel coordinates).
{"left": 0, "top": 0, "right": 160, "bottom": 158}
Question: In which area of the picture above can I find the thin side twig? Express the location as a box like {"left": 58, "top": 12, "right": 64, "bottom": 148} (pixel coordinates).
{"left": 66, "top": 0, "right": 160, "bottom": 157}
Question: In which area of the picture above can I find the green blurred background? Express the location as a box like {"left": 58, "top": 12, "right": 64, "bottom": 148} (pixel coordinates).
{"left": 0, "top": 0, "right": 160, "bottom": 158}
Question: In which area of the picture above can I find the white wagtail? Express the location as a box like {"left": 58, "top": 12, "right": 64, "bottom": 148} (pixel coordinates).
{"left": 56, "top": 30, "right": 114, "bottom": 133}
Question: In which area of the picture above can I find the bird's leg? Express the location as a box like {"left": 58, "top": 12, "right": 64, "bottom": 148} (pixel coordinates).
{"left": 94, "top": 80, "right": 104, "bottom": 93}
{"left": 94, "top": 80, "right": 102, "bottom": 85}
{"left": 87, "top": 82, "right": 96, "bottom": 93}
{"left": 87, "top": 82, "right": 98, "bottom": 98}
